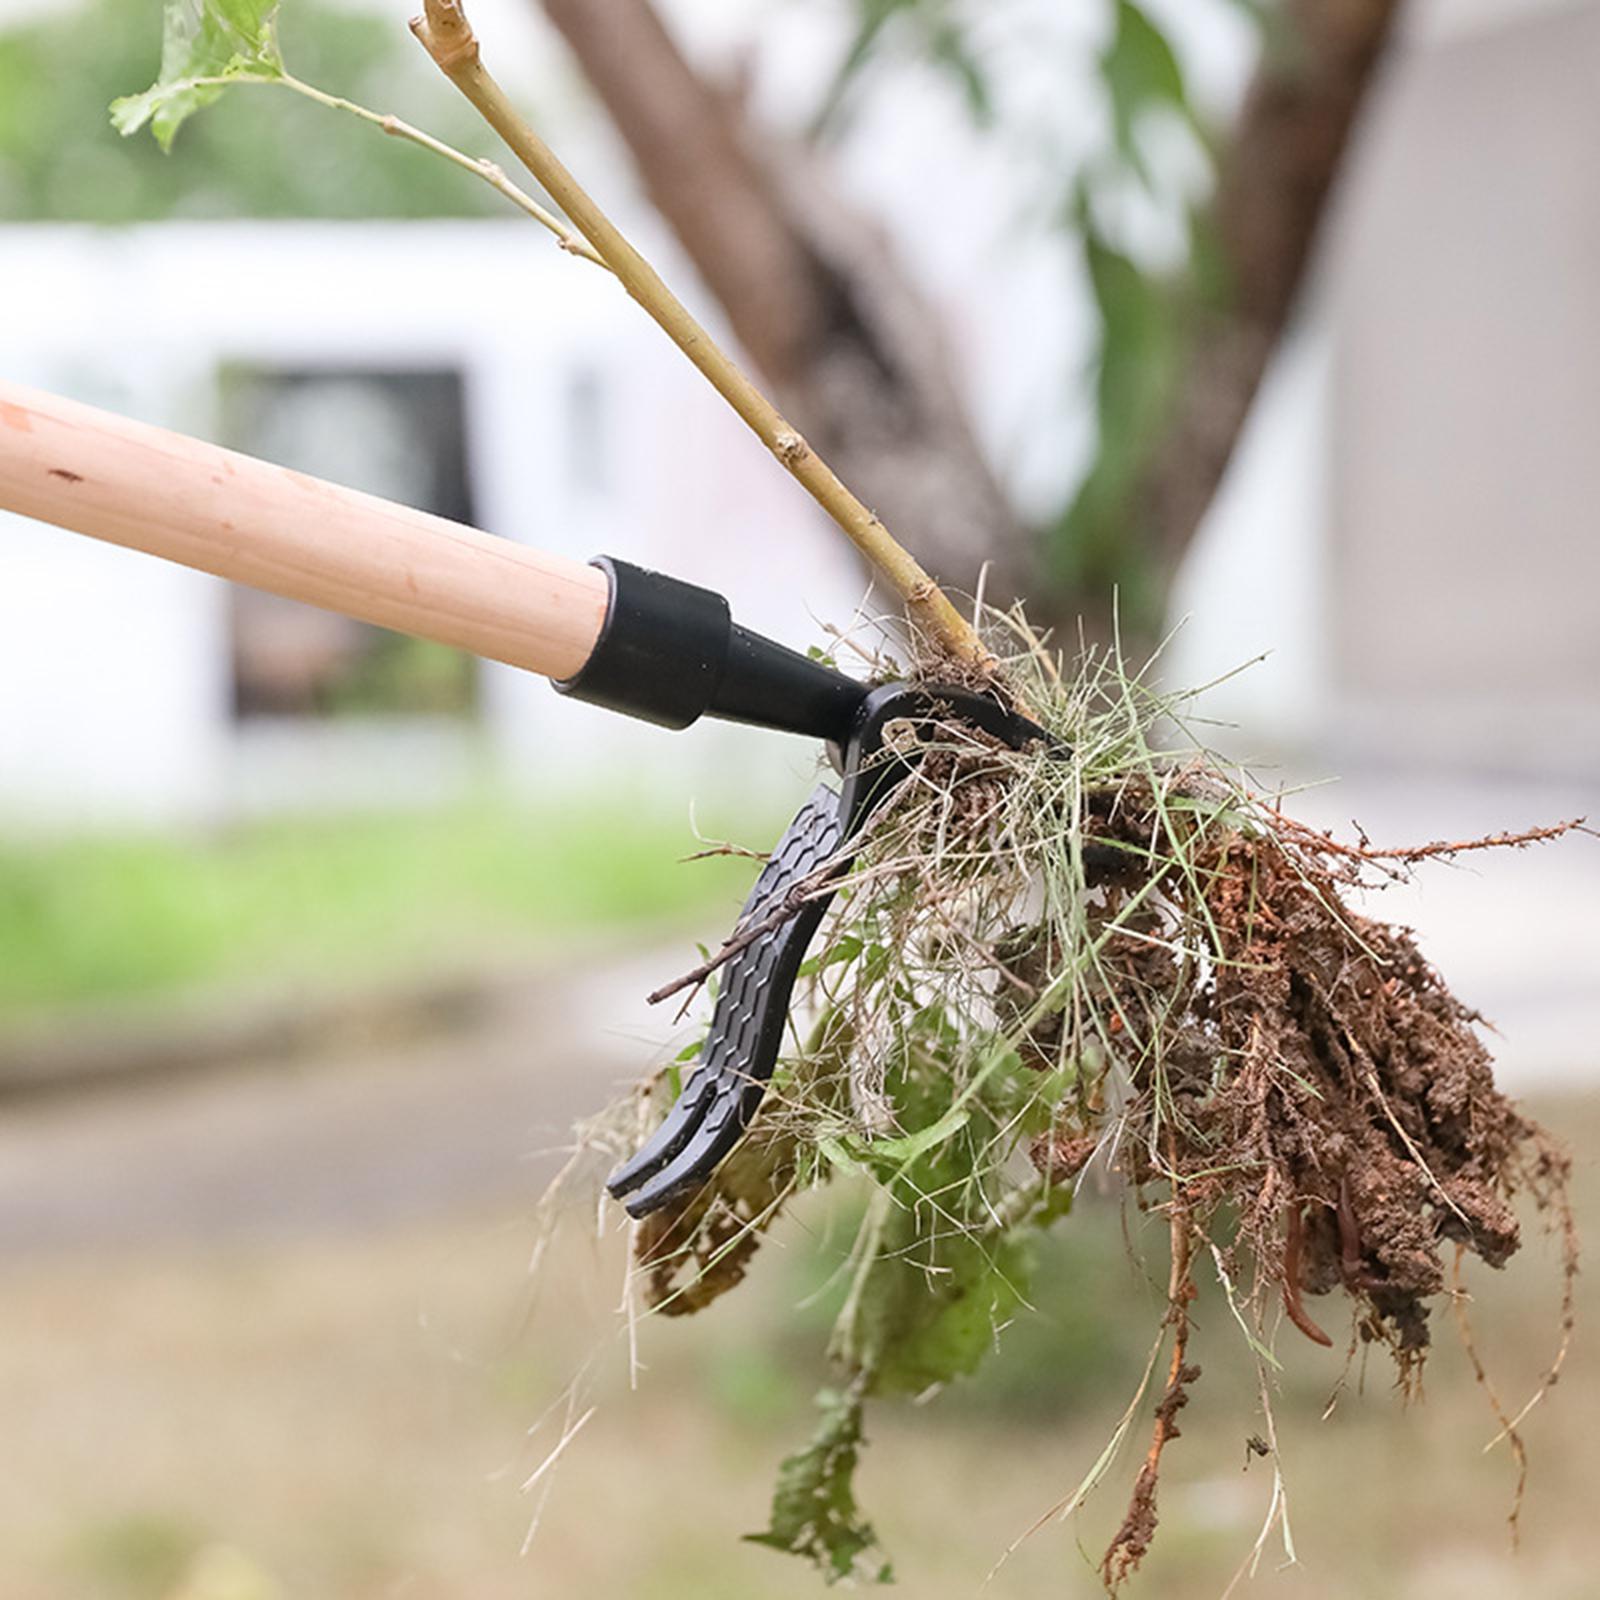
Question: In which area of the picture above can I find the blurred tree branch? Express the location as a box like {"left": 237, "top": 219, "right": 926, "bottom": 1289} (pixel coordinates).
{"left": 1140, "top": 0, "right": 1406, "bottom": 589}
{"left": 532, "top": 0, "right": 1032, "bottom": 615}
{"left": 1056, "top": 0, "right": 1406, "bottom": 627}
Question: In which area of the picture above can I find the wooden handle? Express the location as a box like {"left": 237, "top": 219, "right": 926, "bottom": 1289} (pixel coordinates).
{"left": 0, "top": 379, "right": 609, "bottom": 682}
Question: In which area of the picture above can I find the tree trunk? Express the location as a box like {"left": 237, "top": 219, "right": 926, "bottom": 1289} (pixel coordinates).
{"left": 1144, "top": 0, "right": 1405, "bottom": 577}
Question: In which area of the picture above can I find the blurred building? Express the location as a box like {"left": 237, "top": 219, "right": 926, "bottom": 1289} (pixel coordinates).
{"left": 1170, "top": 0, "right": 1600, "bottom": 779}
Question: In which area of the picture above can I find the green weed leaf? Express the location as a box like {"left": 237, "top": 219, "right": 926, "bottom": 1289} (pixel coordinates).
{"left": 111, "top": 0, "right": 284, "bottom": 151}
{"left": 746, "top": 1389, "right": 892, "bottom": 1585}
{"left": 845, "top": 1104, "right": 969, "bottom": 1169}
{"left": 850, "top": 1205, "right": 1032, "bottom": 1396}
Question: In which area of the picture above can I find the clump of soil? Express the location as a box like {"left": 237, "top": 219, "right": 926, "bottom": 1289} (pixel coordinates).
{"left": 1070, "top": 787, "right": 1573, "bottom": 1370}
{"left": 1043, "top": 781, "right": 1580, "bottom": 1584}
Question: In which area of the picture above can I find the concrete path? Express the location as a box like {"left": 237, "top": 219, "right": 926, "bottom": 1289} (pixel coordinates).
{"left": 0, "top": 944, "right": 690, "bottom": 1255}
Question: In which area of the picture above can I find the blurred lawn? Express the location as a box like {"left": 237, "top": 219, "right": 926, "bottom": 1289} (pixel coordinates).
{"left": 0, "top": 800, "right": 761, "bottom": 1026}
{"left": 1, "top": 1095, "right": 1591, "bottom": 1600}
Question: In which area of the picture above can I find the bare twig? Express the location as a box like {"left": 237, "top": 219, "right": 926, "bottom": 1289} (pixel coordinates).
{"left": 1103, "top": 1204, "right": 1197, "bottom": 1590}
{"left": 187, "top": 72, "right": 611, "bottom": 266}
{"left": 680, "top": 842, "right": 770, "bottom": 864}
{"left": 283, "top": 76, "right": 609, "bottom": 265}
{"left": 1272, "top": 813, "right": 1588, "bottom": 868}
{"left": 409, "top": 0, "right": 992, "bottom": 672}
{"left": 646, "top": 859, "right": 846, "bottom": 1007}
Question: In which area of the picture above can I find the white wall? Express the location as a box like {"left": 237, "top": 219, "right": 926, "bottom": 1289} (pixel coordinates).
{"left": 0, "top": 222, "right": 868, "bottom": 825}
{"left": 1162, "top": 322, "right": 1331, "bottom": 757}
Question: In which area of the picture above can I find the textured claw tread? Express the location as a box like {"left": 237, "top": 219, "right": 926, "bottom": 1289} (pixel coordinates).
{"left": 608, "top": 784, "right": 845, "bottom": 1215}
{"left": 605, "top": 684, "right": 1053, "bottom": 1219}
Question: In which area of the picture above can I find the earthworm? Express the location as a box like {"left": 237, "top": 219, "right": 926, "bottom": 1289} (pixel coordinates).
{"left": 1282, "top": 1202, "right": 1334, "bottom": 1347}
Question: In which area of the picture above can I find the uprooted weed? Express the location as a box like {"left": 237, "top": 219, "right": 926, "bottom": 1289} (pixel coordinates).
{"left": 565, "top": 622, "right": 1582, "bottom": 1589}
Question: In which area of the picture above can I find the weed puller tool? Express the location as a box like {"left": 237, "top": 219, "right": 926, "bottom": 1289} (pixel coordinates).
{"left": 0, "top": 379, "right": 1044, "bottom": 1215}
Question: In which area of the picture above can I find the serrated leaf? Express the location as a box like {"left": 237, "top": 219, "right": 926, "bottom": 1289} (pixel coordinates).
{"left": 845, "top": 1203, "right": 1033, "bottom": 1396}
{"left": 111, "top": 0, "right": 284, "bottom": 151}
{"left": 746, "top": 1389, "right": 892, "bottom": 1585}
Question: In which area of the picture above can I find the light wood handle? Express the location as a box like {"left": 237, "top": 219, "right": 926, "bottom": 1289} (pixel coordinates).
{"left": 0, "top": 379, "right": 609, "bottom": 682}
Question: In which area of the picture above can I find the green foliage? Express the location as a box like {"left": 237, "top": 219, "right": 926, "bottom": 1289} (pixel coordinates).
{"left": 746, "top": 1388, "right": 892, "bottom": 1585}
{"left": 1051, "top": 209, "right": 1190, "bottom": 612}
{"left": 826, "top": 1011, "right": 1072, "bottom": 1399}
{"left": 812, "top": 0, "right": 991, "bottom": 137}
{"left": 754, "top": 1008, "right": 1076, "bottom": 1581}
{"left": 1101, "top": 0, "right": 1196, "bottom": 174}
{"left": 1050, "top": 1, "right": 1218, "bottom": 619}
{"left": 842, "top": 1195, "right": 1037, "bottom": 1397}
{"left": 69, "top": 1511, "right": 204, "bottom": 1598}
{"left": 0, "top": 0, "right": 499, "bottom": 221}
{"left": 0, "top": 799, "right": 762, "bottom": 1024}
{"left": 111, "top": 0, "right": 285, "bottom": 150}
{"left": 814, "top": 0, "right": 1262, "bottom": 616}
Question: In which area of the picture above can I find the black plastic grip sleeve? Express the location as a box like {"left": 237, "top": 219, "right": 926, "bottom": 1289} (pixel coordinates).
{"left": 553, "top": 556, "right": 731, "bottom": 731}
{"left": 553, "top": 555, "right": 868, "bottom": 742}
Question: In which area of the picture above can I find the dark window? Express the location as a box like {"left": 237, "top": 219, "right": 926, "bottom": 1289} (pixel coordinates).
{"left": 223, "top": 367, "right": 479, "bottom": 719}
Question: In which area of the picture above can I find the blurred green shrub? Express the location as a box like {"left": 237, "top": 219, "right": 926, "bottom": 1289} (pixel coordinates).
{"left": 69, "top": 1510, "right": 205, "bottom": 1598}
{"left": 0, "top": 0, "right": 502, "bottom": 222}
{"left": 0, "top": 800, "right": 760, "bottom": 1022}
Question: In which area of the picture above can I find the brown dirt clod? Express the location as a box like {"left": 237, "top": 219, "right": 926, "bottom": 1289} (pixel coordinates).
{"left": 1068, "top": 793, "right": 1578, "bottom": 1585}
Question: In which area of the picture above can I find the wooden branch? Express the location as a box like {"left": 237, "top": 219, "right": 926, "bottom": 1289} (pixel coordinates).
{"left": 410, "top": 0, "right": 994, "bottom": 671}
{"left": 534, "top": 0, "right": 1031, "bottom": 614}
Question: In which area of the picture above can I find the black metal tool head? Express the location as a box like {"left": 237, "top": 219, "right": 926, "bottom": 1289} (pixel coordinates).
{"left": 606, "top": 682, "right": 1048, "bottom": 1218}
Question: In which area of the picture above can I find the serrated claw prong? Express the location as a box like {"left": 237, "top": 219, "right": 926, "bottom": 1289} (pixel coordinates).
{"left": 615, "top": 1077, "right": 755, "bottom": 1217}
{"left": 605, "top": 684, "right": 1054, "bottom": 1219}
{"left": 606, "top": 1067, "right": 718, "bottom": 1200}
{"left": 606, "top": 785, "right": 843, "bottom": 1217}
